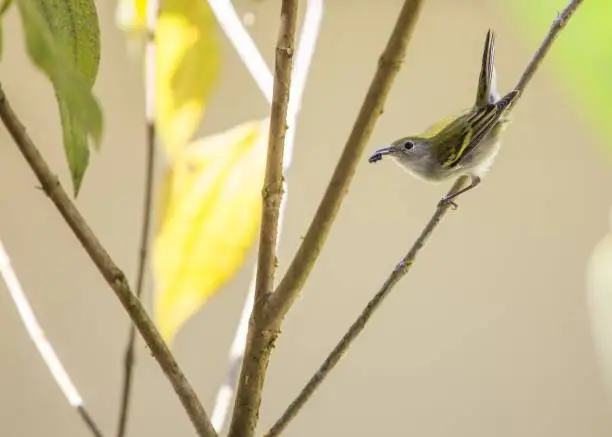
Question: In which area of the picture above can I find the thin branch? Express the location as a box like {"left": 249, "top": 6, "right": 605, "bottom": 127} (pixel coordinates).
{"left": 227, "top": 2, "right": 299, "bottom": 437}
{"left": 515, "top": 0, "right": 583, "bottom": 94}
{"left": 263, "top": 179, "right": 466, "bottom": 437}
{"left": 0, "top": 85, "right": 217, "bottom": 437}
{"left": 266, "top": 0, "right": 584, "bottom": 434}
{"left": 78, "top": 406, "right": 105, "bottom": 437}
{"left": 116, "top": 0, "right": 159, "bottom": 436}
{"left": 0, "top": 240, "right": 105, "bottom": 437}
{"left": 266, "top": 0, "right": 426, "bottom": 322}
{"left": 210, "top": 0, "right": 322, "bottom": 432}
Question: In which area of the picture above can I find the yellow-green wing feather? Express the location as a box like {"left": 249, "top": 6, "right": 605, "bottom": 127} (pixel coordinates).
{"left": 439, "top": 89, "right": 519, "bottom": 169}
{"left": 422, "top": 110, "right": 470, "bottom": 138}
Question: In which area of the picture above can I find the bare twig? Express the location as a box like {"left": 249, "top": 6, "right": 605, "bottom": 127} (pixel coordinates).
{"left": 515, "top": 0, "right": 583, "bottom": 94}
{"left": 263, "top": 179, "right": 466, "bottom": 437}
{"left": 0, "top": 240, "right": 105, "bottom": 437}
{"left": 227, "top": 2, "right": 299, "bottom": 437}
{"left": 208, "top": 1, "right": 323, "bottom": 431}
{"left": 0, "top": 85, "right": 217, "bottom": 437}
{"left": 116, "top": 1, "right": 159, "bottom": 436}
{"left": 266, "top": 0, "right": 426, "bottom": 322}
{"left": 78, "top": 406, "right": 105, "bottom": 437}
{"left": 266, "top": 0, "right": 584, "bottom": 434}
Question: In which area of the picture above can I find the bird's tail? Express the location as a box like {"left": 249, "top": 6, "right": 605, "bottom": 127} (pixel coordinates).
{"left": 475, "top": 30, "right": 500, "bottom": 107}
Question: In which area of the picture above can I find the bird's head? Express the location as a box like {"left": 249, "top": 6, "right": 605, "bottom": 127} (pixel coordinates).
{"left": 368, "top": 136, "right": 429, "bottom": 166}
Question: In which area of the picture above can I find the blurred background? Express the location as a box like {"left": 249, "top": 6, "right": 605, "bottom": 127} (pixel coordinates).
{"left": 2, "top": 0, "right": 612, "bottom": 436}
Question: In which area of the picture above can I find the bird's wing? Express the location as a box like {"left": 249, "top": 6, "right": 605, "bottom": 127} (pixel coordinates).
{"left": 440, "top": 89, "right": 519, "bottom": 169}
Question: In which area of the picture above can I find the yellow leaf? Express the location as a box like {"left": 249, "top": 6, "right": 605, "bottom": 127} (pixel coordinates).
{"left": 157, "top": 0, "right": 220, "bottom": 157}
{"left": 115, "top": 0, "right": 220, "bottom": 157}
{"left": 154, "top": 118, "right": 269, "bottom": 343}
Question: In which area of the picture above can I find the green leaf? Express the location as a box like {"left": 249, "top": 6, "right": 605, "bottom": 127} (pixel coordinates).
{"left": 502, "top": 0, "right": 612, "bottom": 155}
{"left": 16, "top": 0, "right": 103, "bottom": 195}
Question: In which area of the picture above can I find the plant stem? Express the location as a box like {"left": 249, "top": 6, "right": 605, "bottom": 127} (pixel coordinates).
{"left": 116, "top": 0, "right": 158, "bottom": 433}
{"left": 266, "top": 0, "right": 426, "bottom": 323}
{"left": 0, "top": 240, "right": 105, "bottom": 437}
{"left": 0, "top": 83, "right": 217, "bottom": 437}
{"left": 227, "top": 1, "right": 299, "bottom": 437}
{"left": 266, "top": 0, "right": 584, "bottom": 433}
{"left": 264, "top": 178, "right": 466, "bottom": 437}
{"left": 515, "top": 0, "right": 583, "bottom": 94}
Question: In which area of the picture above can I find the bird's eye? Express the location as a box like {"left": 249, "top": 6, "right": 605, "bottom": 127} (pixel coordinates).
{"left": 403, "top": 140, "right": 414, "bottom": 150}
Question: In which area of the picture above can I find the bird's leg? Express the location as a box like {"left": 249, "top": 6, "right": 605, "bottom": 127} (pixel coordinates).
{"left": 438, "top": 175, "right": 482, "bottom": 209}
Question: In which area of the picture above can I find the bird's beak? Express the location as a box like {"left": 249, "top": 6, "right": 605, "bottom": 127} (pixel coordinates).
{"left": 368, "top": 146, "right": 394, "bottom": 163}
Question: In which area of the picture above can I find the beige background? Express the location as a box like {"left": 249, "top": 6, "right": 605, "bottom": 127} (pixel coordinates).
{"left": 2, "top": 0, "right": 612, "bottom": 436}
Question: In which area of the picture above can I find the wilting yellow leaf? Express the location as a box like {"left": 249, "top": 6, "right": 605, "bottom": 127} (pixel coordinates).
{"left": 154, "top": 119, "right": 269, "bottom": 343}
{"left": 115, "top": 0, "right": 220, "bottom": 157}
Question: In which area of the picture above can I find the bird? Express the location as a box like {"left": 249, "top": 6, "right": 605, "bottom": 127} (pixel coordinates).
{"left": 368, "top": 30, "right": 520, "bottom": 208}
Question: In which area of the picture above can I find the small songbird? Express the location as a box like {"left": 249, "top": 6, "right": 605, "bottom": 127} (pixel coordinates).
{"left": 368, "top": 30, "right": 520, "bottom": 207}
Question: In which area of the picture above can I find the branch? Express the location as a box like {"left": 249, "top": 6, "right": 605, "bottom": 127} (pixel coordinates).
{"left": 208, "top": 0, "right": 323, "bottom": 431}
{"left": 515, "top": 0, "right": 583, "bottom": 94}
{"left": 266, "top": 0, "right": 426, "bottom": 322}
{"left": 0, "top": 240, "right": 105, "bottom": 437}
{"left": 116, "top": 0, "right": 159, "bottom": 435}
{"left": 263, "top": 178, "right": 466, "bottom": 437}
{"left": 227, "top": 2, "right": 299, "bottom": 437}
{"left": 0, "top": 85, "right": 217, "bottom": 437}
{"left": 266, "top": 0, "right": 584, "bottom": 434}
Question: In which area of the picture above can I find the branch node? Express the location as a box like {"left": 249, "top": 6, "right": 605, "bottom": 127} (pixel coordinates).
{"left": 276, "top": 46, "right": 294, "bottom": 57}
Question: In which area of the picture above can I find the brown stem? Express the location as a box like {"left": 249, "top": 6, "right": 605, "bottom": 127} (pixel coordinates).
{"left": 227, "top": 1, "right": 299, "bottom": 437}
{"left": 266, "top": 0, "right": 426, "bottom": 322}
{"left": 116, "top": 119, "right": 156, "bottom": 437}
{"left": 266, "top": 0, "right": 584, "bottom": 433}
{"left": 116, "top": 1, "right": 159, "bottom": 434}
{"left": 77, "top": 405, "right": 105, "bottom": 437}
{"left": 0, "top": 84, "right": 217, "bottom": 437}
{"left": 264, "top": 178, "right": 467, "bottom": 437}
{"left": 515, "top": 0, "right": 583, "bottom": 94}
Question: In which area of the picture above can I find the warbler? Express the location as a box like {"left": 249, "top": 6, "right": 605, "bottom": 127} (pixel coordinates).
{"left": 368, "top": 30, "right": 520, "bottom": 207}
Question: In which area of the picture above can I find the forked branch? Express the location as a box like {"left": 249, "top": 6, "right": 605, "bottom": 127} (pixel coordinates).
{"left": 265, "top": 1, "right": 584, "bottom": 435}
{"left": 265, "top": 0, "right": 426, "bottom": 323}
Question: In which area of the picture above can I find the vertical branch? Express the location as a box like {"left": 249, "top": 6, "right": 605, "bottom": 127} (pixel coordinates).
{"left": 209, "top": 1, "right": 323, "bottom": 431}
{"left": 0, "top": 83, "right": 217, "bottom": 437}
{"left": 116, "top": 1, "right": 159, "bottom": 436}
{"left": 254, "top": 2, "right": 296, "bottom": 306}
{"left": 227, "top": 2, "right": 299, "bottom": 437}
{"left": 0, "top": 240, "right": 105, "bottom": 437}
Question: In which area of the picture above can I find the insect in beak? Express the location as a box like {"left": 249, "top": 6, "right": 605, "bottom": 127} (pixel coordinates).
{"left": 368, "top": 146, "right": 395, "bottom": 163}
